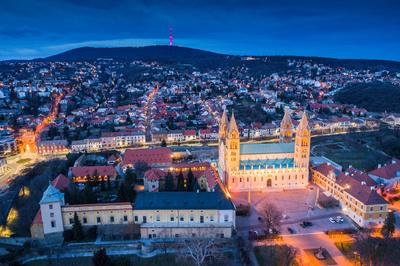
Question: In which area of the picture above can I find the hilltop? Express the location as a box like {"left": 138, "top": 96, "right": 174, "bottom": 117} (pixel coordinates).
{"left": 35, "top": 45, "right": 400, "bottom": 74}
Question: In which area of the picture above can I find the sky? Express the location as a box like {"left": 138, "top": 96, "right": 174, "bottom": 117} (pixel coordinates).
{"left": 1, "top": 0, "right": 399, "bottom": 60}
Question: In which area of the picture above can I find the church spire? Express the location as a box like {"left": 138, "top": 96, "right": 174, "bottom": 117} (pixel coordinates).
{"left": 219, "top": 109, "right": 228, "bottom": 141}
{"left": 280, "top": 107, "right": 293, "bottom": 143}
{"left": 229, "top": 111, "right": 238, "bottom": 134}
{"left": 297, "top": 111, "right": 309, "bottom": 132}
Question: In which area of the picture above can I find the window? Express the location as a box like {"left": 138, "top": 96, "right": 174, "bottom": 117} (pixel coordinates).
{"left": 51, "top": 220, "right": 56, "bottom": 228}
{"left": 123, "top": 215, "right": 128, "bottom": 222}
{"left": 210, "top": 216, "right": 214, "bottom": 222}
{"left": 190, "top": 216, "right": 194, "bottom": 222}
{"left": 200, "top": 216, "right": 204, "bottom": 223}
{"left": 170, "top": 215, "right": 175, "bottom": 222}
{"left": 134, "top": 216, "right": 138, "bottom": 222}
{"left": 180, "top": 216, "right": 184, "bottom": 222}
{"left": 110, "top": 216, "right": 115, "bottom": 223}
{"left": 49, "top": 204, "right": 53, "bottom": 210}
{"left": 224, "top": 215, "right": 229, "bottom": 222}
{"left": 156, "top": 215, "right": 160, "bottom": 222}
{"left": 143, "top": 216, "right": 147, "bottom": 223}
{"left": 83, "top": 217, "right": 87, "bottom": 224}
{"left": 97, "top": 217, "right": 101, "bottom": 224}
{"left": 50, "top": 212, "right": 54, "bottom": 218}
{"left": 69, "top": 218, "right": 73, "bottom": 224}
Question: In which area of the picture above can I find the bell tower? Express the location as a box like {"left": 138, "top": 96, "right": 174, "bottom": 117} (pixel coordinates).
{"left": 226, "top": 112, "right": 240, "bottom": 172}
{"left": 280, "top": 107, "right": 293, "bottom": 143}
{"left": 294, "top": 112, "right": 310, "bottom": 168}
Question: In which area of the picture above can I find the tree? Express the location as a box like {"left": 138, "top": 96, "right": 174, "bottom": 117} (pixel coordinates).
{"left": 177, "top": 171, "right": 185, "bottom": 191}
{"left": 134, "top": 161, "right": 150, "bottom": 178}
{"left": 179, "top": 237, "right": 221, "bottom": 266}
{"left": 92, "top": 248, "right": 112, "bottom": 266}
{"left": 107, "top": 175, "right": 111, "bottom": 190}
{"left": 161, "top": 139, "right": 167, "bottom": 147}
{"left": 187, "top": 168, "right": 195, "bottom": 192}
{"left": 72, "top": 212, "right": 84, "bottom": 240}
{"left": 100, "top": 176, "right": 106, "bottom": 191}
{"left": 381, "top": 211, "right": 396, "bottom": 238}
{"left": 262, "top": 203, "right": 282, "bottom": 233}
{"left": 125, "top": 167, "right": 137, "bottom": 185}
{"left": 165, "top": 171, "right": 175, "bottom": 191}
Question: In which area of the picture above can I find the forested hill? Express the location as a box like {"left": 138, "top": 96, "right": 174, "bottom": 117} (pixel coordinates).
{"left": 33, "top": 45, "right": 400, "bottom": 73}
{"left": 334, "top": 82, "right": 400, "bottom": 113}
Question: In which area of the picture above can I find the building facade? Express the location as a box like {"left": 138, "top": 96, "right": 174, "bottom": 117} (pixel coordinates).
{"left": 218, "top": 109, "right": 310, "bottom": 192}
{"left": 312, "top": 163, "right": 388, "bottom": 227}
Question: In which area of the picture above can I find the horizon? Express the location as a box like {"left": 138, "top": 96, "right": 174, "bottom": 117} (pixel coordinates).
{"left": 3, "top": 45, "right": 400, "bottom": 63}
{"left": 1, "top": 0, "right": 400, "bottom": 61}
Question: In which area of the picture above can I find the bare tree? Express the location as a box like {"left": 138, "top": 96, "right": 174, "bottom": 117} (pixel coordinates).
{"left": 280, "top": 245, "right": 297, "bottom": 266}
{"left": 262, "top": 203, "right": 282, "bottom": 233}
{"left": 179, "top": 237, "right": 220, "bottom": 266}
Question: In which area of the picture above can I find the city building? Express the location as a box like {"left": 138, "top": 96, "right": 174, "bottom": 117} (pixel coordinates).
{"left": 37, "top": 140, "right": 69, "bottom": 154}
{"left": 68, "top": 165, "right": 118, "bottom": 183}
{"left": 218, "top": 109, "right": 310, "bottom": 192}
{"left": 369, "top": 159, "right": 400, "bottom": 187}
{"left": 312, "top": 163, "right": 389, "bottom": 227}
{"left": 0, "top": 157, "right": 8, "bottom": 174}
{"left": 134, "top": 191, "right": 235, "bottom": 239}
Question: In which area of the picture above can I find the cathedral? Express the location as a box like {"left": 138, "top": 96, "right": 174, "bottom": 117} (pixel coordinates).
{"left": 218, "top": 108, "right": 311, "bottom": 192}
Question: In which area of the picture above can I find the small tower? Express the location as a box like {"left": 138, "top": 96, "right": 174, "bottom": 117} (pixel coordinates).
{"left": 280, "top": 107, "right": 293, "bottom": 143}
{"left": 39, "top": 184, "right": 65, "bottom": 236}
{"left": 218, "top": 109, "right": 228, "bottom": 142}
{"left": 226, "top": 112, "right": 240, "bottom": 171}
{"left": 294, "top": 112, "right": 311, "bottom": 168}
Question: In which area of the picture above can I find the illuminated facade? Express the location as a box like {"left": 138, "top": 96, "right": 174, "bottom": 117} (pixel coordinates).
{"left": 16, "top": 128, "right": 37, "bottom": 153}
{"left": 218, "top": 109, "right": 310, "bottom": 192}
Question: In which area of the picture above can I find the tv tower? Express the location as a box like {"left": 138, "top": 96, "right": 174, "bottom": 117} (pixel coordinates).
{"left": 169, "top": 25, "right": 173, "bottom": 46}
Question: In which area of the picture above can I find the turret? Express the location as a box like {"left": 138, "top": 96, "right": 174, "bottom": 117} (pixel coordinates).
{"left": 226, "top": 112, "right": 240, "bottom": 171}
{"left": 39, "top": 184, "right": 65, "bottom": 236}
{"left": 219, "top": 110, "right": 228, "bottom": 142}
{"left": 294, "top": 112, "right": 311, "bottom": 168}
{"left": 280, "top": 107, "right": 293, "bottom": 143}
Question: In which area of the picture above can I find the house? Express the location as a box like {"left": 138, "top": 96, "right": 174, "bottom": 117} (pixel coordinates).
{"left": 167, "top": 130, "right": 184, "bottom": 143}
{"left": 122, "top": 147, "right": 172, "bottom": 170}
{"left": 183, "top": 130, "right": 197, "bottom": 142}
{"left": 133, "top": 191, "right": 235, "bottom": 239}
{"left": 144, "top": 169, "right": 165, "bottom": 192}
{"left": 369, "top": 159, "right": 400, "bottom": 187}
{"left": 68, "top": 165, "right": 117, "bottom": 183}
{"left": 37, "top": 140, "right": 69, "bottom": 155}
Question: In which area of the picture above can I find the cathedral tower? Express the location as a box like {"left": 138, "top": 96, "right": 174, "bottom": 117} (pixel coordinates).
{"left": 294, "top": 112, "right": 311, "bottom": 168}
{"left": 226, "top": 112, "right": 240, "bottom": 172}
{"left": 280, "top": 107, "right": 293, "bottom": 143}
{"left": 219, "top": 110, "right": 228, "bottom": 143}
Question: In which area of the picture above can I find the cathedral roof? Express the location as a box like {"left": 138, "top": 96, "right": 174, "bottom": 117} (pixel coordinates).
{"left": 280, "top": 108, "right": 293, "bottom": 129}
{"left": 229, "top": 112, "right": 239, "bottom": 133}
{"left": 297, "top": 112, "right": 310, "bottom": 131}
{"left": 240, "top": 142, "right": 294, "bottom": 155}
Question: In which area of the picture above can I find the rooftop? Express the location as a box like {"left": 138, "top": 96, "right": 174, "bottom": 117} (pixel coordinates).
{"left": 240, "top": 142, "right": 294, "bottom": 155}
{"left": 134, "top": 191, "right": 234, "bottom": 210}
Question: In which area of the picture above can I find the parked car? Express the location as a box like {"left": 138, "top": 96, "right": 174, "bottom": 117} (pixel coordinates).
{"left": 300, "top": 221, "right": 313, "bottom": 228}
{"left": 336, "top": 216, "right": 344, "bottom": 223}
{"left": 287, "top": 227, "right": 296, "bottom": 234}
{"left": 329, "top": 217, "right": 336, "bottom": 223}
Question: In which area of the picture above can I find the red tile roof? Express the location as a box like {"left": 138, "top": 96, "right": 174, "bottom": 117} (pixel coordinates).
{"left": 369, "top": 159, "right": 400, "bottom": 180}
{"left": 183, "top": 130, "right": 196, "bottom": 136}
{"left": 144, "top": 169, "right": 166, "bottom": 181}
{"left": 70, "top": 166, "right": 117, "bottom": 177}
{"left": 123, "top": 148, "right": 172, "bottom": 166}
{"left": 52, "top": 174, "right": 71, "bottom": 191}
{"left": 31, "top": 209, "right": 42, "bottom": 225}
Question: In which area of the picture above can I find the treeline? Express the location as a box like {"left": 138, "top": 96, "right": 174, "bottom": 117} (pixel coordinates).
{"left": 335, "top": 82, "right": 400, "bottom": 113}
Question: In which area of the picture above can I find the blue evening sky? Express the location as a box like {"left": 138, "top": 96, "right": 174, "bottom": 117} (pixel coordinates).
{"left": 0, "top": 0, "right": 399, "bottom": 60}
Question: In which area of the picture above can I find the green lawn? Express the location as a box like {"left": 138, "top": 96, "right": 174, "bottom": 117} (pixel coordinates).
{"left": 254, "top": 245, "right": 299, "bottom": 266}
{"left": 312, "top": 133, "right": 391, "bottom": 171}
{"left": 334, "top": 241, "right": 356, "bottom": 263}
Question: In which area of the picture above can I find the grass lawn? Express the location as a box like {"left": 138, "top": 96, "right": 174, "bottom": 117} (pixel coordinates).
{"left": 254, "top": 245, "right": 299, "bottom": 266}
{"left": 303, "top": 248, "right": 336, "bottom": 266}
{"left": 16, "top": 158, "right": 32, "bottom": 164}
{"left": 25, "top": 254, "right": 184, "bottom": 266}
{"left": 312, "top": 133, "right": 390, "bottom": 171}
{"left": 334, "top": 241, "right": 356, "bottom": 263}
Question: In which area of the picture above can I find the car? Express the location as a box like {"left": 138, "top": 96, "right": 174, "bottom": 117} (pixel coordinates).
{"left": 329, "top": 217, "right": 336, "bottom": 223}
{"left": 336, "top": 216, "right": 344, "bottom": 223}
{"left": 287, "top": 227, "right": 296, "bottom": 234}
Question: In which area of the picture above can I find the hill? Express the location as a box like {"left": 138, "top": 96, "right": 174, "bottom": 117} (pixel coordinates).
{"left": 334, "top": 81, "right": 400, "bottom": 113}
{"left": 28, "top": 45, "right": 400, "bottom": 73}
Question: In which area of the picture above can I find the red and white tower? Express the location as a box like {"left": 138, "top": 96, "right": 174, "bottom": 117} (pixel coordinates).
{"left": 169, "top": 25, "right": 173, "bottom": 46}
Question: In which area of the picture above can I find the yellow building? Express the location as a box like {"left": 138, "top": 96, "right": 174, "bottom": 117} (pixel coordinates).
{"left": 312, "top": 163, "right": 388, "bottom": 227}
{"left": 218, "top": 109, "right": 310, "bottom": 192}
